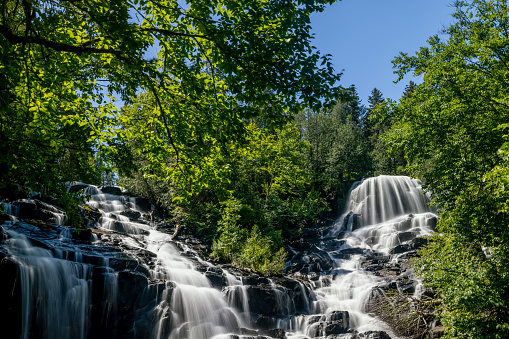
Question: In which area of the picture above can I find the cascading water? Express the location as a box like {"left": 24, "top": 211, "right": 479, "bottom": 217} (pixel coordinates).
{"left": 2, "top": 227, "right": 92, "bottom": 339}
{"left": 1, "top": 176, "right": 436, "bottom": 339}
{"left": 283, "top": 175, "right": 437, "bottom": 338}
{"left": 84, "top": 186, "right": 258, "bottom": 339}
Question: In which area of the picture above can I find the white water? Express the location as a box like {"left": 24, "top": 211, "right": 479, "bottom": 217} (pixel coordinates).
{"left": 2, "top": 230, "right": 91, "bottom": 339}
{"left": 85, "top": 185, "right": 253, "bottom": 339}
{"left": 1, "top": 176, "right": 435, "bottom": 338}
{"left": 285, "top": 175, "right": 437, "bottom": 338}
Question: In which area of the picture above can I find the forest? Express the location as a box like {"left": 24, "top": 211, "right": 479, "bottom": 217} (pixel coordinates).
{"left": 1, "top": 0, "right": 508, "bottom": 338}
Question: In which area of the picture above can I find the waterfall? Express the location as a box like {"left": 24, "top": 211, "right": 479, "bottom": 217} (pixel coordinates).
{"left": 1, "top": 176, "right": 436, "bottom": 338}
{"left": 86, "top": 186, "right": 251, "bottom": 339}
{"left": 2, "top": 230, "right": 91, "bottom": 339}
{"left": 284, "top": 175, "right": 437, "bottom": 337}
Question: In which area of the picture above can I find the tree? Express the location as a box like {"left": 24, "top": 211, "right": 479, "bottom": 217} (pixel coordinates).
{"left": 295, "top": 89, "right": 372, "bottom": 213}
{"left": 385, "top": 1, "right": 509, "bottom": 337}
{"left": 0, "top": 0, "right": 342, "bottom": 199}
{"left": 362, "top": 87, "right": 384, "bottom": 138}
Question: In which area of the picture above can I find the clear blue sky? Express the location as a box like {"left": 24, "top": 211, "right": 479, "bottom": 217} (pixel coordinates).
{"left": 310, "top": 0, "right": 455, "bottom": 105}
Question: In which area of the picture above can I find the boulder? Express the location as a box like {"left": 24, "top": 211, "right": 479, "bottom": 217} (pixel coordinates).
{"left": 100, "top": 186, "right": 123, "bottom": 196}
{"left": 68, "top": 183, "right": 89, "bottom": 193}
{"left": 358, "top": 331, "right": 391, "bottom": 339}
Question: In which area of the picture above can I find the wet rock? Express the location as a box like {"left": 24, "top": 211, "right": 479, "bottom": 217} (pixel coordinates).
{"left": 244, "top": 284, "right": 293, "bottom": 317}
{"left": 72, "top": 228, "right": 93, "bottom": 242}
{"left": 12, "top": 199, "right": 36, "bottom": 218}
{"left": 410, "top": 237, "right": 429, "bottom": 250}
{"left": 358, "top": 330, "right": 391, "bottom": 339}
{"left": 205, "top": 269, "right": 227, "bottom": 289}
{"left": 308, "top": 245, "right": 334, "bottom": 272}
{"left": 260, "top": 328, "right": 285, "bottom": 338}
{"left": 0, "top": 253, "right": 22, "bottom": 339}
{"left": 397, "top": 231, "right": 416, "bottom": 243}
{"left": 100, "top": 186, "right": 123, "bottom": 196}
{"left": 108, "top": 257, "right": 141, "bottom": 272}
{"left": 253, "top": 315, "right": 278, "bottom": 330}
{"left": 132, "top": 197, "right": 152, "bottom": 212}
{"left": 120, "top": 210, "right": 142, "bottom": 221}
{"left": 391, "top": 244, "right": 411, "bottom": 254}
{"left": 68, "top": 183, "right": 89, "bottom": 193}
{"left": 325, "top": 322, "right": 348, "bottom": 335}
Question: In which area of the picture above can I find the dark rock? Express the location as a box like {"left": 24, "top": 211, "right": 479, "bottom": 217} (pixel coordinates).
{"left": 117, "top": 271, "right": 149, "bottom": 313}
{"left": 326, "top": 322, "right": 348, "bottom": 335}
{"left": 12, "top": 199, "right": 36, "bottom": 219}
{"left": 253, "top": 315, "right": 278, "bottom": 330}
{"left": 308, "top": 245, "right": 334, "bottom": 272}
{"left": 427, "top": 216, "right": 437, "bottom": 231}
{"left": 72, "top": 228, "right": 93, "bottom": 242}
{"left": 307, "top": 314, "right": 324, "bottom": 325}
{"left": 391, "top": 244, "right": 411, "bottom": 254}
{"left": 120, "top": 210, "right": 142, "bottom": 221}
{"left": 0, "top": 254, "right": 22, "bottom": 339}
{"left": 410, "top": 237, "right": 429, "bottom": 250}
{"left": 339, "top": 248, "right": 365, "bottom": 256}
{"left": 259, "top": 328, "right": 285, "bottom": 338}
{"left": 397, "top": 279, "right": 416, "bottom": 294}
{"left": 132, "top": 197, "right": 152, "bottom": 212}
{"left": 358, "top": 330, "right": 391, "bottom": 339}
{"left": 100, "top": 186, "right": 123, "bottom": 195}
{"left": 108, "top": 257, "right": 140, "bottom": 272}
{"left": 397, "top": 231, "right": 416, "bottom": 243}
{"left": 307, "top": 321, "right": 325, "bottom": 337}
{"left": 205, "top": 270, "right": 227, "bottom": 289}
{"left": 0, "top": 183, "right": 26, "bottom": 201}
{"left": 68, "top": 183, "right": 89, "bottom": 193}
{"left": 242, "top": 284, "right": 292, "bottom": 317}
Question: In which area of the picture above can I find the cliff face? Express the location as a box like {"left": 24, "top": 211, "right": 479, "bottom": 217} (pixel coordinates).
{"left": 0, "top": 178, "right": 440, "bottom": 339}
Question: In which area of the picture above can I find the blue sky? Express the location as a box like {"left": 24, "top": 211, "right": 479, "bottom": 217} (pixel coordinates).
{"left": 310, "top": 0, "right": 456, "bottom": 105}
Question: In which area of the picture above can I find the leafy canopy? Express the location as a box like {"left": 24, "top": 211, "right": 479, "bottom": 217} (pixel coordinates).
{"left": 383, "top": 0, "right": 509, "bottom": 337}
{"left": 0, "top": 0, "right": 342, "bottom": 197}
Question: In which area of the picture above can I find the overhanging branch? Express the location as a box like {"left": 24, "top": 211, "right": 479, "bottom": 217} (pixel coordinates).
{"left": 0, "top": 25, "right": 121, "bottom": 55}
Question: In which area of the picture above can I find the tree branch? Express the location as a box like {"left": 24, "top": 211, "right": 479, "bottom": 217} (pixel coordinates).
{"left": 0, "top": 25, "right": 121, "bottom": 55}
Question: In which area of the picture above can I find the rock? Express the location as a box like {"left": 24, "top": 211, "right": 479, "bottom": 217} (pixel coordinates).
{"left": 0, "top": 183, "right": 26, "bottom": 201}
{"left": 132, "top": 197, "right": 152, "bottom": 212}
{"left": 68, "top": 183, "right": 89, "bottom": 193}
{"left": 325, "top": 322, "right": 348, "bottom": 335}
{"left": 259, "top": 328, "right": 286, "bottom": 338}
{"left": 120, "top": 210, "right": 142, "bottom": 221}
{"left": 72, "top": 228, "right": 93, "bottom": 242}
{"left": 100, "top": 186, "right": 123, "bottom": 195}
{"left": 397, "top": 231, "right": 416, "bottom": 243}
{"left": 108, "top": 257, "right": 141, "bottom": 272}
{"left": 358, "top": 330, "right": 391, "bottom": 339}
{"left": 242, "top": 284, "right": 293, "bottom": 317}
{"left": 0, "top": 254, "right": 22, "bottom": 339}
{"left": 12, "top": 199, "right": 36, "bottom": 219}
{"left": 410, "top": 237, "right": 429, "bottom": 250}
{"left": 117, "top": 271, "right": 149, "bottom": 312}
{"left": 253, "top": 315, "right": 278, "bottom": 330}
{"left": 205, "top": 269, "right": 227, "bottom": 289}
{"left": 391, "top": 244, "right": 411, "bottom": 254}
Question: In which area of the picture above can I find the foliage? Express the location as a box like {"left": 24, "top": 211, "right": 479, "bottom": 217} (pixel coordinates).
{"left": 295, "top": 89, "right": 372, "bottom": 212}
{"left": 0, "top": 0, "right": 342, "bottom": 200}
{"left": 55, "top": 185, "right": 89, "bottom": 230}
{"left": 383, "top": 1, "right": 509, "bottom": 337}
{"left": 235, "top": 226, "right": 287, "bottom": 275}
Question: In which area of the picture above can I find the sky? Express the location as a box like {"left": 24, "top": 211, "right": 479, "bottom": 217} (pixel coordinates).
{"left": 310, "top": 0, "right": 456, "bottom": 105}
